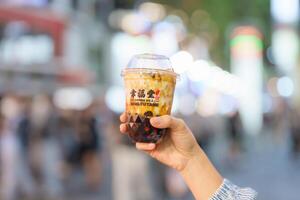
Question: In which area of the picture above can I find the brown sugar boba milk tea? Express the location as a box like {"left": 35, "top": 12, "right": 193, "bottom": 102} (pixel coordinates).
{"left": 121, "top": 53, "right": 178, "bottom": 143}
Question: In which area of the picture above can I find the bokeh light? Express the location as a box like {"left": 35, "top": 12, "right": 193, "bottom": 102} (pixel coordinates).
{"left": 152, "top": 21, "right": 178, "bottom": 55}
{"left": 121, "top": 12, "right": 150, "bottom": 35}
{"left": 271, "top": 0, "right": 299, "bottom": 23}
{"left": 277, "top": 76, "right": 294, "bottom": 97}
{"left": 105, "top": 85, "right": 125, "bottom": 113}
{"left": 139, "top": 2, "right": 166, "bottom": 23}
{"left": 186, "top": 59, "right": 211, "bottom": 82}
{"left": 170, "top": 51, "right": 193, "bottom": 74}
{"left": 53, "top": 87, "right": 92, "bottom": 110}
{"left": 178, "top": 93, "right": 196, "bottom": 116}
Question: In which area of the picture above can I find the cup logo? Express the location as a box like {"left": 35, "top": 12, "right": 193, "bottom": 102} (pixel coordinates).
{"left": 129, "top": 88, "right": 160, "bottom": 107}
{"left": 130, "top": 89, "right": 136, "bottom": 98}
{"left": 154, "top": 89, "right": 160, "bottom": 101}
{"left": 147, "top": 89, "right": 155, "bottom": 98}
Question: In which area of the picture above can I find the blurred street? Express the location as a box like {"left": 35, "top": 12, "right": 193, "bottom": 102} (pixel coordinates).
{"left": 35, "top": 128, "right": 300, "bottom": 200}
{"left": 0, "top": 0, "right": 300, "bottom": 199}
{"left": 219, "top": 131, "right": 300, "bottom": 200}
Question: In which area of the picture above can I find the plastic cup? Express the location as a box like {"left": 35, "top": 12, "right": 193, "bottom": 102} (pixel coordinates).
{"left": 121, "top": 53, "right": 178, "bottom": 143}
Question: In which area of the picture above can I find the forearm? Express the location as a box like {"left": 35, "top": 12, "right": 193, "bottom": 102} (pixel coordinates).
{"left": 180, "top": 146, "right": 223, "bottom": 200}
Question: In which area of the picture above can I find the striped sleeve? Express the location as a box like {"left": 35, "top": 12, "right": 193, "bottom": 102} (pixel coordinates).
{"left": 210, "top": 179, "right": 257, "bottom": 200}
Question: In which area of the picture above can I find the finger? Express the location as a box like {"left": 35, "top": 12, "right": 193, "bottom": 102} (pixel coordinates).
{"left": 136, "top": 142, "right": 156, "bottom": 151}
{"left": 150, "top": 115, "right": 184, "bottom": 130}
{"left": 120, "top": 113, "right": 127, "bottom": 123}
{"left": 119, "top": 123, "right": 127, "bottom": 134}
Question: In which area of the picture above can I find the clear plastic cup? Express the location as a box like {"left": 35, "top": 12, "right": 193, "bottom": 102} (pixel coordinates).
{"left": 121, "top": 53, "right": 179, "bottom": 143}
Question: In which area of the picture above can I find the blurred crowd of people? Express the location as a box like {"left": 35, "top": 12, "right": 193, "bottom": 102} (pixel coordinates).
{"left": 0, "top": 92, "right": 299, "bottom": 200}
{"left": 0, "top": 94, "right": 102, "bottom": 200}
{"left": 264, "top": 98, "right": 300, "bottom": 157}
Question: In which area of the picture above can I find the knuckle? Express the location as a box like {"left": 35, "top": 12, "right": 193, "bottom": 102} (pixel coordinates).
{"left": 120, "top": 114, "right": 125, "bottom": 121}
{"left": 176, "top": 118, "right": 186, "bottom": 129}
{"left": 165, "top": 115, "right": 172, "bottom": 125}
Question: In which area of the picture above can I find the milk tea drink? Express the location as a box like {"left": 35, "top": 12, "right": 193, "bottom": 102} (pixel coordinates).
{"left": 121, "top": 54, "right": 178, "bottom": 143}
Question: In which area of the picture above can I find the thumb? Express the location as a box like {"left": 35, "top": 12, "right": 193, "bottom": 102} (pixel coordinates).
{"left": 150, "top": 115, "right": 185, "bottom": 131}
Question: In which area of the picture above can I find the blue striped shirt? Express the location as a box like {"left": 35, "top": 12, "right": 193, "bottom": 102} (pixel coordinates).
{"left": 210, "top": 179, "right": 257, "bottom": 200}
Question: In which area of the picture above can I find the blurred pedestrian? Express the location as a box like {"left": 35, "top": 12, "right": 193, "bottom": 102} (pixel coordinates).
{"left": 272, "top": 98, "right": 288, "bottom": 143}
{"left": 57, "top": 111, "right": 78, "bottom": 183}
{"left": 226, "top": 110, "right": 243, "bottom": 162}
{"left": 289, "top": 106, "right": 300, "bottom": 157}
{"left": 30, "top": 94, "right": 63, "bottom": 198}
{"left": 15, "top": 96, "right": 36, "bottom": 198}
{"left": 76, "top": 105, "right": 102, "bottom": 190}
{"left": 0, "top": 96, "right": 21, "bottom": 200}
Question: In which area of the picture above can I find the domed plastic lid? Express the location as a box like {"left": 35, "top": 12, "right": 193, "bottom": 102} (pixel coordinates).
{"left": 121, "top": 53, "right": 179, "bottom": 78}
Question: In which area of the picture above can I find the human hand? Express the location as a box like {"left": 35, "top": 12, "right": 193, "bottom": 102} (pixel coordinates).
{"left": 119, "top": 114, "right": 201, "bottom": 172}
{"left": 120, "top": 113, "right": 222, "bottom": 200}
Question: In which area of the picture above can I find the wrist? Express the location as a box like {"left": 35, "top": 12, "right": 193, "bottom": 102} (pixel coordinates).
{"left": 179, "top": 145, "right": 206, "bottom": 175}
{"left": 179, "top": 146, "right": 223, "bottom": 200}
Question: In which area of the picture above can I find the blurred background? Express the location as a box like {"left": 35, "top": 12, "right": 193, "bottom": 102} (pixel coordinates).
{"left": 0, "top": 0, "right": 299, "bottom": 199}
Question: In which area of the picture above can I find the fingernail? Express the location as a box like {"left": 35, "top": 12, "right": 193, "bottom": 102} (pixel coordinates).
{"left": 136, "top": 143, "right": 142, "bottom": 149}
{"left": 148, "top": 143, "right": 155, "bottom": 148}
{"left": 150, "top": 117, "right": 160, "bottom": 124}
